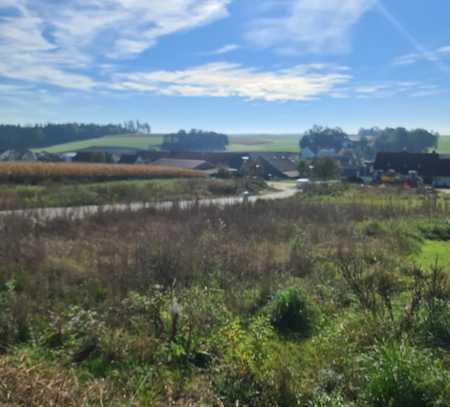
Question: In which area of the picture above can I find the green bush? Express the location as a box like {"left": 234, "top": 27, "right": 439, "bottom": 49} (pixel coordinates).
{"left": 362, "top": 340, "right": 449, "bottom": 406}
{"left": 418, "top": 220, "right": 450, "bottom": 241}
{"left": 268, "top": 287, "right": 319, "bottom": 337}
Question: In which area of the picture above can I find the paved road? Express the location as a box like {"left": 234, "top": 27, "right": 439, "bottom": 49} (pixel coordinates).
{"left": 0, "top": 186, "right": 298, "bottom": 221}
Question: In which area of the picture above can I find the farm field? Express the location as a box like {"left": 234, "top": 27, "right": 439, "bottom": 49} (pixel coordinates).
{"left": 438, "top": 135, "right": 450, "bottom": 154}
{"left": 33, "top": 134, "right": 164, "bottom": 153}
{"left": 0, "top": 185, "right": 449, "bottom": 406}
{"left": 0, "top": 161, "right": 204, "bottom": 184}
{"left": 34, "top": 133, "right": 301, "bottom": 153}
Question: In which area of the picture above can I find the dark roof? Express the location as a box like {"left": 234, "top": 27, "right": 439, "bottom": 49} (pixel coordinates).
{"left": 74, "top": 146, "right": 146, "bottom": 155}
{"left": 250, "top": 153, "right": 299, "bottom": 178}
{"left": 374, "top": 152, "right": 446, "bottom": 177}
{"left": 436, "top": 159, "right": 450, "bottom": 177}
{"left": 150, "top": 158, "right": 214, "bottom": 170}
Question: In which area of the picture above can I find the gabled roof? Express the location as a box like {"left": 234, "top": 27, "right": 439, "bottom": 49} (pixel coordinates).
{"left": 150, "top": 158, "right": 214, "bottom": 170}
{"left": 250, "top": 153, "right": 299, "bottom": 178}
{"left": 74, "top": 146, "right": 146, "bottom": 155}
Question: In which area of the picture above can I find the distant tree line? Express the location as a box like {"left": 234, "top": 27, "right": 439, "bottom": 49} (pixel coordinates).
{"left": 0, "top": 123, "right": 125, "bottom": 151}
{"left": 161, "top": 129, "right": 229, "bottom": 152}
{"left": 300, "top": 125, "right": 439, "bottom": 159}
{"left": 0, "top": 121, "right": 153, "bottom": 152}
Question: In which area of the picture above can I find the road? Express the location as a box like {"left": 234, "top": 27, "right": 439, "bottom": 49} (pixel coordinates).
{"left": 0, "top": 183, "right": 298, "bottom": 221}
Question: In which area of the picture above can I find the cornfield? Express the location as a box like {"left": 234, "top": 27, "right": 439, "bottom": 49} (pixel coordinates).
{"left": 0, "top": 162, "right": 206, "bottom": 183}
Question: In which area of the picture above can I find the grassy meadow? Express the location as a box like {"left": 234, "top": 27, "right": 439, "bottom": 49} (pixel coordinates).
{"left": 0, "top": 184, "right": 449, "bottom": 406}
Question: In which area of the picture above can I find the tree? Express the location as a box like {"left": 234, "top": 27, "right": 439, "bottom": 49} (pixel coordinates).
{"left": 312, "top": 157, "right": 340, "bottom": 180}
{"left": 161, "top": 129, "right": 229, "bottom": 152}
{"left": 300, "top": 125, "right": 350, "bottom": 154}
{"left": 373, "top": 127, "right": 439, "bottom": 153}
{"left": 0, "top": 123, "right": 126, "bottom": 152}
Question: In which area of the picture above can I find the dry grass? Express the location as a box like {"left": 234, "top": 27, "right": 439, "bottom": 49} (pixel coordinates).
{"left": 0, "top": 162, "right": 206, "bottom": 183}
{"left": 0, "top": 355, "right": 115, "bottom": 407}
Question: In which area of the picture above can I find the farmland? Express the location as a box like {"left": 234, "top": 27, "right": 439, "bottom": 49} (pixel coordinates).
{"left": 0, "top": 162, "right": 204, "bottom": 184}
{"left": 33, "top": 134, "right": 164, "bottom": 153}
{"left": 34, "top": 134, "right": 301, "bottom": 154}
{"left": 0, "top": 185, "right": 449, "bottom": 406}
{"left": 33, "top": 133, "right": 450, "bottom": 155}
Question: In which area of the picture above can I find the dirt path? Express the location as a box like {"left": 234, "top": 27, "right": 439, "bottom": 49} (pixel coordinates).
{"left": 0, "top": 182, "right": 298, "bottom": 221}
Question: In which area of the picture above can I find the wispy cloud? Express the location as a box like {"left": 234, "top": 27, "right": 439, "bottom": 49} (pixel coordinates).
{"left": 245, "top": 0, "right": 375, "bottom": 54}
{"left": 353, "top": 82, "right": 441, "bottom": 98}
{"left": 393, "top": 44, "right": 450, "bottom": 66}
{"left": 111, "top": 62, "right": 351, "bottom": 101}
{"left": 209, "top": 43, "right": 240, "bottom": 55}
{"left": 0, "top": 0, "right": 232, "bottom": 89}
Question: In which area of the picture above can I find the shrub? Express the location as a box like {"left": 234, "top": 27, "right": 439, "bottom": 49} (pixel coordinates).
{"left": 361, "top": 340, "right": 449, "bottom": 406}
{"left": 268, "top": 287, "right": 319, "bottom": 337}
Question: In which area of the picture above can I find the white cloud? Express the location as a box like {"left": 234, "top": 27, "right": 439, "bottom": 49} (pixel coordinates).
{"left": 245, "top": 0, "right": 375, "bottom": 53}
{"left": 111, "top": 62, "right": 351, "bottom": 101}
{"left": 209, "top": 43, "right": 240, "bottom": 55}
{"left": 392, "top": 47, "right": 446, "bottom": 66}
{"left": 353, "top": 81, "right": 440, "bottom": 98}
{"left": 0, "top": 0, "right": 232, "bottom": 89}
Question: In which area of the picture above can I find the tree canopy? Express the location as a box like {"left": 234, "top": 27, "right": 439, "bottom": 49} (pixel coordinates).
{"left": 372, "top": 127, "right": 438, "bottom": 153}
{"left": 161, "top": 129, "right": 229, "bottom": 152}
{"left": 300, "top": 125, "right": 350, "bottom": 153}
{"left": 0, "top": 123, "right": 131, "bottom": 151}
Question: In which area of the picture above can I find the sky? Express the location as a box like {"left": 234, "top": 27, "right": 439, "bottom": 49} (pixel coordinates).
{"left": 0, "top": 0, "right": 449, "bottom": 134}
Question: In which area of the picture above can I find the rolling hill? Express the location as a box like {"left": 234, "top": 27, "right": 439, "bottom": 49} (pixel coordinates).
{"left": 34, "top": 133, "right": 450, "bottom": 155}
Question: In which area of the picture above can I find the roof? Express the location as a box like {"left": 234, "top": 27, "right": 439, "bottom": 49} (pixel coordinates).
{"left": 374, "top": 151, "right": 450, "bottom": 178}
{"left": 74, "top": 146, "right": 146, "bottom": 155}
{"left": 150, "top": 158, "right": 214, "bottom": 170}
{"left": 250, "top": 153, "right": 299, "bottom": 178}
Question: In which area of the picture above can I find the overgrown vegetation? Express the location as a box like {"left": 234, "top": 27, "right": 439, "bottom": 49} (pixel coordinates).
{"left": 0, "top": 185, "right": 449, "bottom": 405}
{"left": 0, "top": 178, "right": 263, "bottom": 210}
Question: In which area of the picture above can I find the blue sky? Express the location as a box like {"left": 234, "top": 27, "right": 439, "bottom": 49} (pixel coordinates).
{"left": 0, "top": 0, "right": 449, "bottom": 134}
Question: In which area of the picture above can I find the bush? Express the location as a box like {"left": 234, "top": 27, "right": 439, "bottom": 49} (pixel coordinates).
{"left": 268, "top": 287, "right": 319, "bottom": 337}
{"left": 362, "top": 341, "right": 449, "bottom": 406}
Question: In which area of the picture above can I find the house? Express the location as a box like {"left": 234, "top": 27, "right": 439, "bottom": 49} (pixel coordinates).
{"left": 317, "top": 148, "right": 337, "bottom": 158}
{"left": 300, "top": 147, "right": 315, "bottom": 160}
{"left": 0, "top": 149, "right": 37, "bottom": 161}
{"left": 249, "top": 153, "right": 299, "bottom": 179}
{"left": 150, "top": 158, "right": 216, "bottom": 173}
{"left": 433, "top": 157, "right": 450, "bottom": 187}
{"left": 374, "top": 151, "right": 450, "bottom": 186}
{"left": 72, "top": 146, "right": 149, "bottom": 164}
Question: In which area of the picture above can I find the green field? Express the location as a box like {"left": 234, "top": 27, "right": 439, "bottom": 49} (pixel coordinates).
{"left": 34, "top": 133, "right": 450, "bottom": 154}
{"left": 34, "top": 134, "right": 164, "bottom": 153}
{"left": 438, "top": 135, "right": 450, "bottom": 154}
{"left": 34, "top": 134, "right": 301, "bottom": 153}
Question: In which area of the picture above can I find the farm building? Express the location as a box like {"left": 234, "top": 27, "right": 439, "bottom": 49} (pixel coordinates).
{"left": 374, "top": 151, "right": 450, "bottom": 186}
{"left": 72, "top": 146, "right": 150, "bottom": 164}
{"left": 150, "top": 158, "right": 216, "bottom": 173}
{"left": 248, "top": 153, "right": 299, "bottom": 179}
